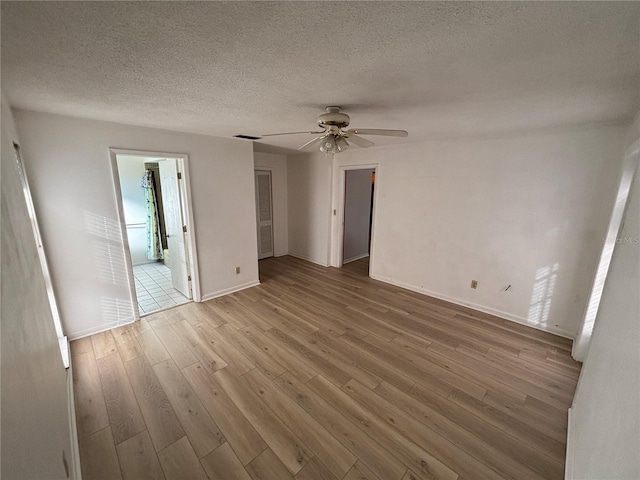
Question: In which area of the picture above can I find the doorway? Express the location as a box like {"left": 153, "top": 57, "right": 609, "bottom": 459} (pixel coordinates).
{"left": 341, "top": 167, "right": 376, "bottom": 274}
{"left": 111, "top": 150, "right": 197, "bottom": 315}
{"left": 255, "top": 169, "right": 274, "bottom": 259}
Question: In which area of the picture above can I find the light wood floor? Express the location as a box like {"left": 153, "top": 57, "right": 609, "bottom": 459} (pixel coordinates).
{"left": 71, "top": 255, "right": 580, "bottom": 480}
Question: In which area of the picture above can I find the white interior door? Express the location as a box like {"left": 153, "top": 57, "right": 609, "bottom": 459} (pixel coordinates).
{"left": 255, "top": 170, "right": 274, "bottom": 259}
{"left": 158, "top": 159, "right": 191, "bottom": 297}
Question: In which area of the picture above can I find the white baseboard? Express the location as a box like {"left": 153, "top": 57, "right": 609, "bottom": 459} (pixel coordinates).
{"left": 565, "top": 407, "right": 575, "bottom": 479}
{"left": 287, "top": 252, "right": 329, "bottom": 267}
{"left": 67, "top": 319, "right": 137, "bottom": 341}
{"left": 370, "top": 273, "right": 575, "bottom": 339}
{"left": 200, "top": 280, "right": 261, "bottom": 302}
{"left": 68, "top": 279, "right": 259, "bottom": 339}
{"left": 343, "top": 253, "right": 370, "bottom": 264}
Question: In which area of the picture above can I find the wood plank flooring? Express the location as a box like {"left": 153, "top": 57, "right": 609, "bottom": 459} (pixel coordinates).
{"left": 72, "top": 255, "right": 580, "bottom": 480}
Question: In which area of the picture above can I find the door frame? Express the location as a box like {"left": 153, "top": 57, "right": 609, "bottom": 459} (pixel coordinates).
{"left": 336, "top": 164, "right": 378, "bottom": 274}
{"left": 254, "top": 168, "right": 275, "bottom": 260}
{"left": 108, "top": 148, "right": 201, "bottom": 319}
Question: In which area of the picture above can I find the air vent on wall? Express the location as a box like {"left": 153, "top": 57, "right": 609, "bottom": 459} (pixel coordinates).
{"left": 234, "top": 134, "right": 262, "bottom": 140}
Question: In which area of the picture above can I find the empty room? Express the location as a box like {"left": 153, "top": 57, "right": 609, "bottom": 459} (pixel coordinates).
{"left": 1, "top": 2, "right": 639, "bottom": 480}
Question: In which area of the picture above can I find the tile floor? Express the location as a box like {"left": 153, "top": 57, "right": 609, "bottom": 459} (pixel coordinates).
{"left": 133, "top": 262, "right": 190, "bottom": 314}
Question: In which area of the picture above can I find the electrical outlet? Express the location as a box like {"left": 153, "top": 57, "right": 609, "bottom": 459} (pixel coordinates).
{"left": 470, "top": 280, "right": 478, "bottom": 289}
{"left": 235, "top": 266, "right": 241, "bottom": 274}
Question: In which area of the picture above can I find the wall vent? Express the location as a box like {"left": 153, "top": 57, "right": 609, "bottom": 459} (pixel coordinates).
{"left": 234, "top": 134, "right": 261, "bottom": 140}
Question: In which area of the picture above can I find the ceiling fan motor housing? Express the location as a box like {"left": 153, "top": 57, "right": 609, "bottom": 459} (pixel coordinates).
{"left": 317, "top": 106, "right": 350, "bottom": 129}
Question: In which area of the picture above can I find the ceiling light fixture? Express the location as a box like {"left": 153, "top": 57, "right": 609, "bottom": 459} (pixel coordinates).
{"left": 318, "top": 134, "right": 350, "bottom": 154}
{"left": 335, "top": 136, "right": 349, "bottom": 153}
{"left": 319, "top": 135, "right": 337, "bottom": 153}
{"left": 260, "top": 106, "right": 408, "bottom": 153}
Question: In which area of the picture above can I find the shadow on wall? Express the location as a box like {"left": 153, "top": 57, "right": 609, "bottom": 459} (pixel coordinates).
{"left": 84, "top": 210, "right": 134, "bottom": 328}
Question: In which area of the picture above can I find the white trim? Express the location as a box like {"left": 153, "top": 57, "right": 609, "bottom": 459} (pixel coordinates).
{"left": 59, "top": 336, "right": 70, "bottom": 369}
{"left": 200, "top": 280, "right": 261, "bottom": 302}
{"left": 336, "top": 164, "right": 378, "bottom": 275}
{"left": 343, "top": 253, "right": 370, "bottom": 264}
{"left": 288, "top": 252, "right": 329, "bottom": 267}
{"left": 67, "top": 362, "right": 82, "bottom": 479}
{"left": 565, "top": 407, "right": 575, "bottom": 480}
{"left": 327, "top": 156, "right": 335, "bottom": 267}
{"left": 274, "top": 251, "right": 288, "bottom": 257}
{"left": 177, "top": 154, "right": 202, "bottom": 302}
{"left": 13, "top": 143, "right": 68, "bottom": 366}
{"left": 371, "top": 273, "right": 575, "bottom": 339}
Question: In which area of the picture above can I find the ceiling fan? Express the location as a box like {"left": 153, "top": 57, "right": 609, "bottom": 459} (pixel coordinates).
{"left": 260, "top": 106, "right": 408, "bottom": 153}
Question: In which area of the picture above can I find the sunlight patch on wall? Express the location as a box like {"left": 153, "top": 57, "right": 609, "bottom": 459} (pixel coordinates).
{"left": 573, "top": 140, "right": 639, "bottom": 361}
{"left": 528, "top": 263, "right": 559, "bottom": 327}
{"left": 85, "top": 210, "right": 134, "bottom": 328}
{"left": 84, "top": 211, "right": 128, "bottom": 285}
{"left": 100, "top": 297, "right": 135, "bottom": 328}
{"left": 579, "top": 241, "right": 615, "bottom": 344}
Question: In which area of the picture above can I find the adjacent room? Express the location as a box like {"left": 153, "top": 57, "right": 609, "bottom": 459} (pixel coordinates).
{"left": 1, "top": 2, "right": 638, "bottom": 480}
{"left": 114, "top": 153, "right": 193, "bottom": 314}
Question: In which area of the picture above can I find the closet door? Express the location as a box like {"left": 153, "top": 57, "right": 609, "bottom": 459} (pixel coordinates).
{"left": 255, "top": 170, "right": 274, "bottom": 259}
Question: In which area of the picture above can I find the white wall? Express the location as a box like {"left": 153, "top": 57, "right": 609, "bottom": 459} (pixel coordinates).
{"left": 254, "top": 151, "right": 288, "bottom": 256}
{"left": 116, "top": 155, "right": 147, "bottom": 225}
{"left": 311, "top": 125, "right": 625, "bottom": 338}
{"left": 343, "top": 168, "right": 374, "bottom": 263}
{"left": 116, "top": 155, "right": 148, "bottom": 265}
{"left": 287, "top": 153, "right": 333, "bottom": 266}
{"left": 1, "top": 95, "right": 75, "bottom": 479}
{"left": 568, "top": 155, "right": 639, "bottom": 479}
{"left": 14, "top": 110, "right": 259, "bottom": 339}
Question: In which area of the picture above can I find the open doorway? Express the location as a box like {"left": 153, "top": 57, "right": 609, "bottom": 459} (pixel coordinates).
{"left": 340, "top": 166, "right": 376, "bottom": 275}
{"left": 111, "top": 150, "right": 197, "bottom": 315}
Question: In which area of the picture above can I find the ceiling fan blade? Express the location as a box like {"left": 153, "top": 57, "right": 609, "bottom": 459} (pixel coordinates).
{"left": 345, "top": 134, "right": 375, "bottom": 148}
{"left": 261, "top": 131, "right": 324, "bottom": 137}
{"left": 298, "top": 135, "right": 326, "bottom": 151}
{"left": 346, "top": 128, "right": 408, "bottom": 137}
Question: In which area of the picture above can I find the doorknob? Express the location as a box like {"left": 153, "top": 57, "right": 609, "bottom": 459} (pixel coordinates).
{"left": 166, "top": 234, "right": 171, "bottom": 238}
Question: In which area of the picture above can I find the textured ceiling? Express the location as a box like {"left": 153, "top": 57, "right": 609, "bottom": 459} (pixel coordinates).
{"left": 2, "top": 1, "right": 639, "bottom": 153}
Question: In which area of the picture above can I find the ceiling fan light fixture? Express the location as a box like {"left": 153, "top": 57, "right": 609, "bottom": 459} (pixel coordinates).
{"left": 319, "top": 135, "right": 337, "bottom": 153}
{"left": 262, "top": 107, "right": 408, "bottom": 152}
{"left": 335, "top": 136, "right": 349, "bottom": 152}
